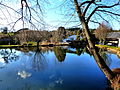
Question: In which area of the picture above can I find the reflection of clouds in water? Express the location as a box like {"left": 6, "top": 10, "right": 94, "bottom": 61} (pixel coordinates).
{"left": 49, "top": 78, "right": 63, "bottom": 88}
{"left": 48, "top": 72, "right": 63, "bottom": 88}
{"left": 0, "top": 58, "right": 6, "bottom": 68}
{"left": 17, "top": 70, "right": 31, "bottom": 79}
{"left": 109, "top": 54, "right": 120, "bottom": 69}
{"left": 0, "top": 49, "right": 19, "bottom": 64}
{"left": 0, "top": 58, "right": 5, "bottom": 63}
{"left": 55, "top": 78, "right": 63, "bottom": 84}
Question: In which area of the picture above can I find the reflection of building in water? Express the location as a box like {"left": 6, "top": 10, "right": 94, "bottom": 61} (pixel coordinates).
{"left": 53, "top": 47, "right": 66, "bottom": 62}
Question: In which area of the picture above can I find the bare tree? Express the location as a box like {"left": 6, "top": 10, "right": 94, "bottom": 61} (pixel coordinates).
{"left": 94, "top": 22, "right": 112, "bottom": 44}
{"left": 0, "top": 0, "right": 46, "bottom": 31}
{"left": 73, "top": 0, "right": 120, "bottom": 89}
{"left": 73, "top": 0, "right": 120, "bottom": 48}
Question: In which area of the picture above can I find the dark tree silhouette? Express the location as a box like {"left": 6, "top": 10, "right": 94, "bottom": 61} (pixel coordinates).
{"left": 53, "top": 47, "right": 66, "bottom": 62}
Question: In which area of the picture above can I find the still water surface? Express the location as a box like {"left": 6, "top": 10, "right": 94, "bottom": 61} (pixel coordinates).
{"left": 0, "top": 46, "right": 119, "bottom": 90}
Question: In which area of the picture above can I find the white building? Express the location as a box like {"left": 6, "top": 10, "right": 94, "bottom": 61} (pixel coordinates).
{"left": 107, "top": 32, "right": 120, "bottom": 47}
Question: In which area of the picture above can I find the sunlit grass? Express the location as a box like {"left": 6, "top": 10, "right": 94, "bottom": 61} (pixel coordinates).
{"left": 27, "top": 42, "right": 37, "bottom": 46}
{"left": 96, "top": 44, "right": 120, "bottom": 50}
{"left": 0, "top": 45, "right": 21, "bottom": 48}
{"left": 0, "top": 42, "right": 37, "bottom": 48}
{"left": 0, "top": 32, "right": 14, "bottom": 36}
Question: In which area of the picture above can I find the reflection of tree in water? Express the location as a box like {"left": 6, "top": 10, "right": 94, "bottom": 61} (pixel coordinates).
{"left": 32, "top": 48, "right": 47, "bottom": 71}
{"left": 86, "top": 45, "right": 120, "bottom": 89}
{"left": 98, "top": 49, "right": 112, "bottom": 67}
{"left": 68, "top": 36, "right": 120, "bottom": 89}
{"left": 3, "top": 83, "right": 32, "bottom": 90}
{"left": 76, "top": 48, "right": 83, "bottom": 56}
{"left": 0, "top": 49, "right": 19, "bottom": 63}
{"left": 53, "top": 47, "right": 66, "bottom": 62}
{"left": 67, "top": 45, "right": 92, "bottom": 56}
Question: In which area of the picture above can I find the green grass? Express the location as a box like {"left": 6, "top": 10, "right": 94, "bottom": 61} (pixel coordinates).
{"left": 27, "top": 42, "right": 37, "bottom": 46}
{"left": 96, "top": 44, "right": 120, "bottom": 50}
{"left": 0, "top": 45, "right": 21, "bottom": 48}
{"left": 7, "top": 33, "right": 15, "bottom": 36}
{"left": 0, "top": 32, "right": 14, "bottom": 36}
{"left": 0, "top": 42, "right": 37, "bottom": 48}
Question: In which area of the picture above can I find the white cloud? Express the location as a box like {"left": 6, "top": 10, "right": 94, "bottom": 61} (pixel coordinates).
{"left": 17, "top": 70, "right": 31, "bottom": 79}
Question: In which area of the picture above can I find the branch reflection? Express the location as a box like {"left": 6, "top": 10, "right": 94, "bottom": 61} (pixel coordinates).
{"left": 32, "top": 47, "right": 47, "bottom": 71}
{"left": 0, "top": 48, "right": 19, "bottom": 64}
{"left": 87, "top": 45, "right": 120, "bottom": 89}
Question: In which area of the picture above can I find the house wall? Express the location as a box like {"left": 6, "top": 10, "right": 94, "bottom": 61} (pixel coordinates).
{"left": 118, "top": 38, "right": 120, "bottom": 47}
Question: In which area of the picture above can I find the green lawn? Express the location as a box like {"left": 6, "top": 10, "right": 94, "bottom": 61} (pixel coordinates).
{"left": 0, "top": 42, "right": 37, "bottom": 48}
{"left": 96, "top": 44, "right": 120, "bottom": 51}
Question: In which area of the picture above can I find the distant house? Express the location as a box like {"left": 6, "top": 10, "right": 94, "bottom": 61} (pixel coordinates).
{"left": 106, "top": 32, "right": 120, "bottom": 47}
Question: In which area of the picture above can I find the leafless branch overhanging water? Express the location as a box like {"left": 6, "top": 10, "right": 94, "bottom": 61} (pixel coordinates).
{"left": 73, "top": 1, "right": 120, "bottom": 89}
{"left": 0, "top": 0, "right": 45, "bottom": 31}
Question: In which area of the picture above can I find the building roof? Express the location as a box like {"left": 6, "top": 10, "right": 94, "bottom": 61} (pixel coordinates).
{"left": 107, "top": 32, "right": 120, "bottom": 39}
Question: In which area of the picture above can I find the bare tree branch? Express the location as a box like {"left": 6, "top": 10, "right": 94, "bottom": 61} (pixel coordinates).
{"left": 87, "top": 2, "right": 120, "bottom": 23}
{"left": 97, "top": 9, "right": 120, "bottom": 16}
{"left": 83, "top": 0, "right": 95, "bottom": 16}
{"left": 79, "top": 0, "right": 95, "bottom": 7}
{"left": 96, "top": 12, "right": 109, "bottom": 23}
{"left": 89, "top": 20, "right": 101, "bottom": 25}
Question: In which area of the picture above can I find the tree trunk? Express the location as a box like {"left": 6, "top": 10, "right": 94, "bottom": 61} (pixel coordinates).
{"left": 74, "top": 0, "right": 94, "bottom": 49}
{"left": 37, "top": 40, "right": 41, "bottom": 48}
{"left": 74, "top": 0, "right": 115, "bottom": 82}
{"left": 82, "top": 20, "right": 115, "bottom": 81}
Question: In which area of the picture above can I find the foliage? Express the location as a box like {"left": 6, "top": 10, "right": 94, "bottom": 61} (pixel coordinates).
{"left": 51, "top": 27, "right": 66, "bottom": 42}
{"left": 53, "top": 47, "right": 66, "bottom": 62}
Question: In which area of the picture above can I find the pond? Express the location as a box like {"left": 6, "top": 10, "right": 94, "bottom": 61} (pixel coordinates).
{"left": 0, "top": 46, "right": 119, "bottom": 90}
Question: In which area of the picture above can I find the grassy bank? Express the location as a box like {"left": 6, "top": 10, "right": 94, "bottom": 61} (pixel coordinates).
{"left": 96, "top": 45, "right": 120, "bottom": 57}
{"left": 96, "top": 45, "right": 120, "bottom": 49}
{"left": 0, "top": 45, "right": 21, "bottom": 48}
{"left": 0, "top": 43, "right": 37, "bottom": 48}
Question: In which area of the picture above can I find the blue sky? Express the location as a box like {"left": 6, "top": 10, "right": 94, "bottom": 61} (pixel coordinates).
{"left": 0, "top": 0, "right": 120, "bottom": 31}
{"left": 43, "top": 0, "right": 79, "bottom": 30}
{"left": 43, "top": 0, "right": 120, "bottom": 30}
{"left": 46, "top": 0, "right": 120, "bottom": 30}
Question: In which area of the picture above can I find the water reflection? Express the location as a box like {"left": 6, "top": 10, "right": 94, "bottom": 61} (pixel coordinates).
{"left": 98, "top": 49, "right": 112, "bottom": 67}
{"left": 32, "top": 48, "right": 47, "bottom": 71}
{"left": 0, "top": 46, "right": 113, "bottom": 69}
{"left": 86, "top": 45, "right": 120, "bottom": 89}
{"left": 0, "top": 46, "right": 118, "bottom": 90}
{"left": 17, "top": 70, "right": 31, "bottom": 79}
{"left": 53, "top": 46, "right": 92, "bottom": 62}
{"left": 0, "top": 49, "right": 19, "bottom": 69}
{"left": 0, "top": 49, "right": 19, "bottom": 63}
{"left": 53, "top": 47, "right": 66, "bottom": 62}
